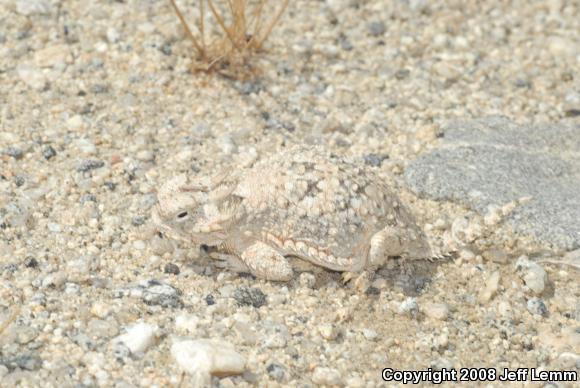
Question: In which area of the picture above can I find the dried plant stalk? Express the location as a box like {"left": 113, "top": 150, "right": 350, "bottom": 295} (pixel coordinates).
{"left": 169, "top": 0, "right": 289, "bottom": 77}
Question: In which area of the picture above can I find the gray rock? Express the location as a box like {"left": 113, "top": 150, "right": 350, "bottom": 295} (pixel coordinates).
{"left": 367, "top": 21, "right": 386, "bottom": 36}
{"left": 2, "top": 353, "right": 43, "bottom": 371}
{"left": 77, "top": 159, "right": 105, "bottom": 173}
{"left": 233, "top": 286, "right": 267, "bottom": 308}
{"left": 42, "top": 145, "right": 56, "bottom": 160}
{"left": 405, "top": 117, "right": 580, "bottom": 250}
{"left": 266, "top": 362, "right": 286, "bottom": 382}
{"left": 527, "top": 297, "right": 548, "bottom": 316}
{"left": 140, "top": 280, "right": 183, "bottom": 308}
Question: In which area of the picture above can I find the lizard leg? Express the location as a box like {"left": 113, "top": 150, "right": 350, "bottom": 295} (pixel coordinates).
{"left": 239, "top": 241, "right": 293, "bottom": 282}
{"left": 210, "top": 252, "right": 250, "bottom": 274}
{"left": 341, "top": 226, "right": 405, "bottom": 291}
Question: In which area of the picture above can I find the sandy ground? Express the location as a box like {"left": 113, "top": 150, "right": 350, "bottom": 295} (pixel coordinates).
{"left": 1, "top": 0, "right": 579, "bottom": 387}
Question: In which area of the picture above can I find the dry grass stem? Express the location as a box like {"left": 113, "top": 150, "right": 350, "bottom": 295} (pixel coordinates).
{"left": 169, "top": 0, "right": 289, "bottom": 77}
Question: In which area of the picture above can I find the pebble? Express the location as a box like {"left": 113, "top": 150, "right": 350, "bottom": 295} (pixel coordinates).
{"left": 549, "top": 36, "right": 578, "bottom": 58}
{"left": 232, "top": 286, "right": 266, "bottom": 308}
{"left": 23, "top": 256, "right": 39, "bottom": 268}
{"left": 175, "top": 314, "right": 199, "bottom": 334}
{"left": 363, "top": 153, "right": 388, "bottom": 167}
{"left": 74, "top": 138, "right": 96, "bottom": 154}
{"left": 163, "top": 263, "right": 180, "bottom": 275}
{"left": 171, "top": 339, "right": 245, "bottom": 382}
{"left": 233, "top": 321, "right": 259, "bottom": 345}
{"left": 398, "top": 297, "right": 419, "bottom": 316}
{"left": 423, "top": 302, "right": 450, "bottom": 320}
{"left": 3, "top": 353, "right": 43, "bottom": 371}
{"left": 136, "top": 150, "right": 155, "bottom": 162}
{"left": 47, "top": 222, "right": 61, "bottom": 232}
{"left": 478, "top": 271, "right": 500, "bottom": 304}
{"left": 114, "top": 322, "right": 157, "bottom": 354}
{"left": 34, "top": 44, "right": 69, "bottom": 68}
{"left": 4, "top": 147, "right": 23, "bottom": 159}
{"left": 527, "top": 298, "right": 548, "bottom": 316}
{"left": 91, "top": 301, "right": 112, "bottom": 319}
{"left": 312, "top": 367, "right": 342, "bottom": 386}
{"left": 141, "top": 282, "right": 183, "bottom": 308}
{"left": 42, "top": 145, "right": 57, "bottom": 160}
{"left": 266, "top": 362, "right": 286, "bottom": 382}
{"left": 298, "top": 272, "right": 316, "bottom": 288}
{"left": 318, "top": 324, "right": 338, "bottom": 341}
{"left": 483, "top": 249, "right": 509, "bottom": 264}
{"left": 67, "top": 115, "right": 84, "bottom": 130}
{"left": 15, "top": 326, "right": 39, "bottom": 345}
{"left": 16, "top": 0, "right": 51, "bottom": 16}
{"left": 77, "top": 159, "right": 105, "bottom": 173}
{"left": 362, "top": 328, "right": 378, "bottom": 340}
{"left": 367, "top": 21, "right": 386, "bottom": 36}
{"left": 17, "top": 64, "right": 47, "bottom": 91}
{"left": 42, "top": 271, "right": 67, "bottom": 288}
{"left": 515, "top": 256, "right": 547, "bottom": 295}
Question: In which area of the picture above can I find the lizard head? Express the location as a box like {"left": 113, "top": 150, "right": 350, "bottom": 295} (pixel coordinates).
{"left": 152, "top": 174, "right": 229, "bottom": 246}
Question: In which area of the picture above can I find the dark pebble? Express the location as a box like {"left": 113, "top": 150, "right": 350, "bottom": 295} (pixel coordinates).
{"left": 365, "top": 286, "right": 381, "bottom": 296}
{"left": 141, "top": 282, "right": 183, "bottom": 308}
{"left": 205, "top": 294, "right": 216, "bottom": 306}
{"left": 79, "top": 194, "right": 97, "bottom": 204}
{"left": 77, "top": 159, "right": 105, "bottom": 172}
{"left": 367, "top": 21, "right": 386, "bottom": 36}
{"left": 238, "top": 80, "right": 262, "bottom": 95}
{"left": 14, "top": 175, "right": 25, "bottom": 187}
{"left": 5, "top": 147, "right": 23, "bottom": 160}
{"left": 363, "top": 153, "right": 388, "bottom": 167}
{"left": 527, "top": 298, "right": 548, "bottom": 316}
{"left": 233, "top": 286, "right": 267, "bottom": 308}
{"left": 90, "top": 84, "right": 108, "bottom": 94}
{"left": 160, "top": 41, "right": 173, "bottom": 56}
{"left": 514, "top": 78, "right": 532, "bottom": 88}
{"left": 395, "top": 68, "right": 410, "bottom": 80}
{"left": 104, "top": 181, "right": 117, "bottom": 191}
{"left": 163, "top": 263, "right": 180, "bottom": 275}
{"left": 3, "top": 353, "right": 43, "bottom": 371}
{"left": 24, "top": 256, "right": 39, "bottom": 268}
{"left": 42, "top": 145, "right": 57, "bottom": 160}
{"left": 266, "top": 363, "right": 286, "bottom": 382}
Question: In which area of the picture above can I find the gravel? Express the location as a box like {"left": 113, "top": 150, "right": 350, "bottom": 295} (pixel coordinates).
{"left": 1, "top": 0, "right": 579, "bottom": 386}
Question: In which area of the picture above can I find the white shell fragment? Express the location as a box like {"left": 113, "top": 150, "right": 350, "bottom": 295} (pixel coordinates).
{"left": 171, "top": 339, "right": 246, "bottom": 384}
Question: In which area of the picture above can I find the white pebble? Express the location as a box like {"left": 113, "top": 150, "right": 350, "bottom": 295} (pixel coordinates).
{"left": 47, "top": 222, "right": 61, "bottom": 232}
{"left": 91, "top": 302, "right": 112, "bottom": 319}
{"left": 16, "top": 0, "right": 50, "bottom": 16}
{"left": 312, "top": 367, "right": 342, "bottom": 386}
{"left": 362, "top": 328, "right": 378, "bottom": 340}
{"left": 398, "top": 297, "right": 419, "bottom": 315}
{"left": 171, "top": 339, "right": 245, "bottom": 383}
{"left": 298, "top": 272, "right": 316, "bottom": 288}
{"left": 115, "top": 322, "right": 157, "bottom": 354}
{"left": 67, "top": 115, "right": 84, "bottom": 130}
{"left": 423, "top": 302, "right": 450, "bottom": 320}
{"left": 17, "top": 64, "right": 47, "bottom": 91}
{"left": 175, "top": 314, "right": 200, "bottom": 334}
{"left": 478, "top": 271, "right": 500, "bottom": 304}
{"left": 515, "top": 256, "right": 547, "bottom": 295}
{"left": 318, "top": 324, "right": 337, "bottom": 340}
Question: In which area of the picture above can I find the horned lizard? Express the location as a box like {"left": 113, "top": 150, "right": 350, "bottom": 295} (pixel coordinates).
{"left": 152, "top": 145, "right": 433, "bottom": 289}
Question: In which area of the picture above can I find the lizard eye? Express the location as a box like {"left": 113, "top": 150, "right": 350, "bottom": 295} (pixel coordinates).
{"left": 176, "top": 211, "right": 189, "bottom": 220}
